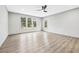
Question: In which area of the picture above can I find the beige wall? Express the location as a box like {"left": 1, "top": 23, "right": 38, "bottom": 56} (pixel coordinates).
{"left": 44, "top": 8, "right": 79, "bottom": 38}
{"left": 0, "top": 6, "right": 8, "bottom": 46}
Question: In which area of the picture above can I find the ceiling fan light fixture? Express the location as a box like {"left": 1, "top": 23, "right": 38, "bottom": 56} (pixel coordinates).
{"left": 44, "top": 11, "right": 47, "bottom": 12}
{"left": 42, "top": 5, "right": 47, "bottom": 12}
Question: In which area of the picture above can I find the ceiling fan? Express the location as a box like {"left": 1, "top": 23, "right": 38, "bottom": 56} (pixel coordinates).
{"left": 36, "top": 5, "right": 47, "bottom": 12}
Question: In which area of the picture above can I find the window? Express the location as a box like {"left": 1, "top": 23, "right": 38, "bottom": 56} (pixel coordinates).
{"left": 21, "top": 17, "right": 37, "bottom": 29}
{"left": 27, "top": 18, "right": 32, "bottom": 27}
{"left": 44, "top": 20, "right": 47, "bottom": 28}
{"left": 33, "top": 21, "right": 36, "bottom": 27}
{"left": 21, "top": 17, "right": 26, "bottom": 28}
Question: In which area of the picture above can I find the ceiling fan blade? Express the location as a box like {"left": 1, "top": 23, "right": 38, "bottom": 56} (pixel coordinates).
{"left": 36, "top": 9, "right": 42, "bottom": 11}
{"left": 42, "top": 5, "right": 47, "bottom": 10}
{"left": 30, "top": 5, "right": 47, "bottom": 12}
{"left": 44, "top": 5, "right": 47, "bottom": 9}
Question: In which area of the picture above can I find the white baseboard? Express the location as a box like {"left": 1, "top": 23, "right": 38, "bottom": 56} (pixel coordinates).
{"left": 45, "top": 30, "right": 79, "bottom": 38}
{"left": 9, "top": 30, "right": 41, "bottom": 35}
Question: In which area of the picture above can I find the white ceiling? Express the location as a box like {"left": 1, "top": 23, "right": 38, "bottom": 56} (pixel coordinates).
{"left": 6, "top": 5, "right": 79, "bottom": 17}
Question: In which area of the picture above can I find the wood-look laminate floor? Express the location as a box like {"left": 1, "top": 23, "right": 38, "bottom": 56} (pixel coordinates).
{"left": 0, "top": 31, "right": 79, "bottom": 53}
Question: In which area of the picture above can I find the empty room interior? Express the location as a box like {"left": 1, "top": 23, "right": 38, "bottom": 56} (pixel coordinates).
{"left": 1, "top": 5, "right": 79, "bottom": 53}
